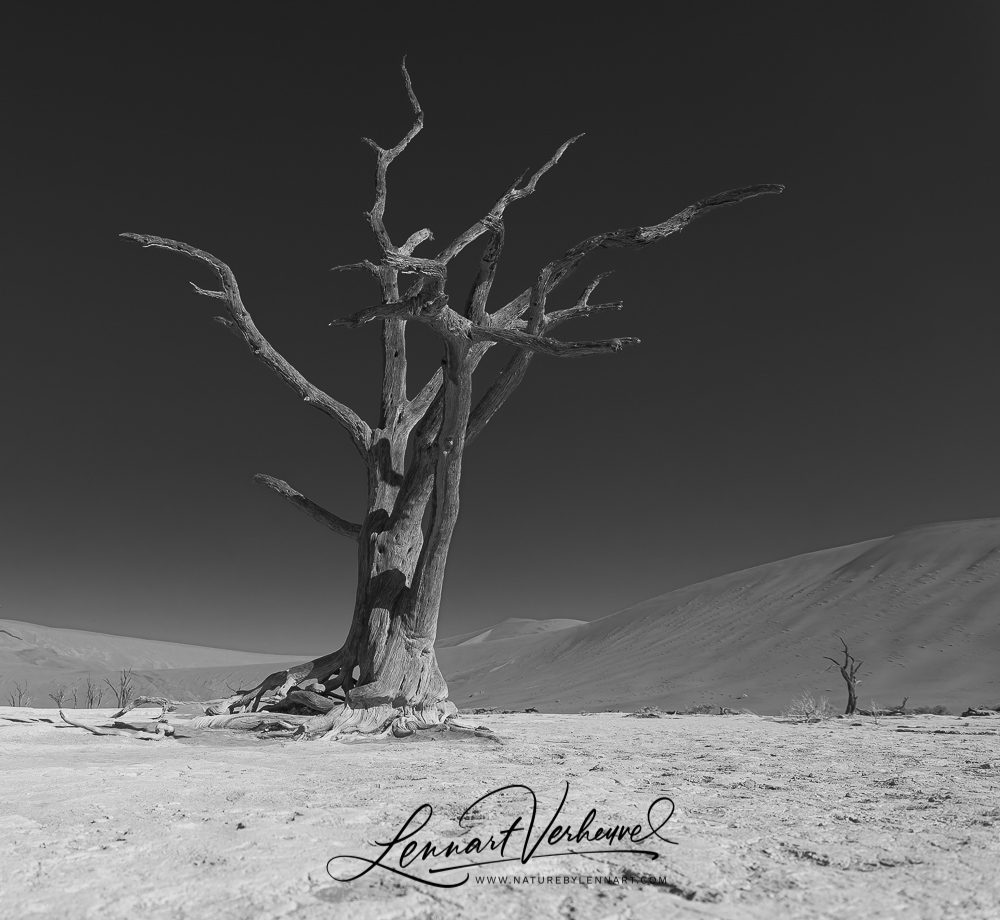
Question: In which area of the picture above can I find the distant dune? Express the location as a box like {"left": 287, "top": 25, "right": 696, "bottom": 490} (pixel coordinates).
{"left": 0, "top": 619, "right": 307, "bottom": 672}
{"left": 435, "top": 617, "right": 587, "bottom": 647}
{"left": 5, "top": 519, "right": 1000, "bottom": 713}
{"left": 437, "top": 518, "right": 1000, "bottom": 714}
{"left": 0, "top": 619, "right": 308, "bottom": 707}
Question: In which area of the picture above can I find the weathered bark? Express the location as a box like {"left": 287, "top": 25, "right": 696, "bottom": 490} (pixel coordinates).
{"left": 124, "top": 60, "right": 782, "bottom": 741}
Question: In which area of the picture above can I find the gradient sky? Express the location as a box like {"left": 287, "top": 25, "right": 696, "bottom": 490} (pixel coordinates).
{"left": 2, "top": 6, "right": 998, "bottom": 655}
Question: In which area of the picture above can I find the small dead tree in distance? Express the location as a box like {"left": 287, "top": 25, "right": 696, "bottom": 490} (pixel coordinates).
{"left": 84, "top": 673, "right": 105, "bottom": 709}
{"left": 824, "top": 636, "right": 864, "bottom": 715}
{"left": 122, "top": 62, "right": 782, "bottom": 741}
{"left": 7, "top": 679, "right": 31, "bottom": 706}
{"left": 104, "top": 668, "right": 136, "bottom": 709}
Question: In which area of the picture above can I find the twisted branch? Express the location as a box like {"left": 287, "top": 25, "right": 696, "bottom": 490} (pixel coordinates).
{"left": 120, "top": 233, "right": 373, "bottom": 453}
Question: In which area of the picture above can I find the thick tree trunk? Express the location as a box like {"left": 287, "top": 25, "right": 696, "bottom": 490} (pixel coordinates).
{"left": 211, "top": 347, "right": 474, "bottom": 740}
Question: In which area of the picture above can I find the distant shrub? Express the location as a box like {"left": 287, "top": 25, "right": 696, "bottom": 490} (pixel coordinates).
{"left": 626, "top": 706, "right": 665, "bottom": 718}
{"left": 684, "top": 703, "right": 716, "bottom": 715}
{"left": 782, "top": 692, "right": 834, "bottom": 722}
{"left": 910, "top": 705, "right": 951, "bottom": 715}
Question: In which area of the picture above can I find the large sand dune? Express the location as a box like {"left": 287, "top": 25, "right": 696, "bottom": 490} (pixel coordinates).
{"left": 435, "top": 616, "right": 587, "bottom": 647}
{"left": 438, "top": 518, "right": 1000, "bottom": 714}
{"left": 4, "top": 518, "right": 999, "bottom": 714}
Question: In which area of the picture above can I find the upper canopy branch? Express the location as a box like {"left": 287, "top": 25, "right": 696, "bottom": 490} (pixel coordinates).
{"left": 541, "top": 271, "right": 621, "bottom": 332}
{"left": 464, "top": 185, "right": 783, "bottom": 443}
{"left": 476, "top": 326, "right": 639, "bottom": 357}
{"left": 120, "top": 233, "right": 373, "bottom": 453}
{"left": 330, "top": 290, "right": 636, "bottom": 358}
{"left": 492, "top": 183, "right": 784, "bottom": 327}
{"left": 435, "top": 135, "right": 583, "bottom": 265}
{"left": 362, "top": 58, "right": 424, "bottom": 256}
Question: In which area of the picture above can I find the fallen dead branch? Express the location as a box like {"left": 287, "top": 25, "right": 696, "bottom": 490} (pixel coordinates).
{"left": 59, "top": 710, "right": 175, "bottom": 740}
{"left": 111, "top": 696, "right": 182, "bottom": 720}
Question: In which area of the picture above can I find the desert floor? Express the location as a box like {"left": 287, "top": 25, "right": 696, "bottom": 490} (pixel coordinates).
{"left": 1, "top": 708, "right": 998, "bottom": 920}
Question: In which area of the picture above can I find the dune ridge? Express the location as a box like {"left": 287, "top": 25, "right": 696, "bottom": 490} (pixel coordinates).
{"left": 437, "top": 518, "right": 1000, "bottom": 713}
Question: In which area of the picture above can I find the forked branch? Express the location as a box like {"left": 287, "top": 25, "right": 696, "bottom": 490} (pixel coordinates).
{"left": 362, "top": 57, "right": 425, "bottom": 255}
{"left": 120, "top": 233, "right": 372, "bottom": 453}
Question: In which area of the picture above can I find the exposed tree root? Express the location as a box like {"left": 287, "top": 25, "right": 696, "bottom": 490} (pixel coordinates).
{"left": 197, "top": 645, "right": 500, "bottom": 743}
{"left": 190, "top": 698, "right": 501, "bottom": 743}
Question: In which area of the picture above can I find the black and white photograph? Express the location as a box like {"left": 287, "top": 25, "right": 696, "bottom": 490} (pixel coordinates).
{"left": 2, "top": 4, "right": 998, "bottom": 918}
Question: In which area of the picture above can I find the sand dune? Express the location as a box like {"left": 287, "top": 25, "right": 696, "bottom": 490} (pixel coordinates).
{"left": 0, "top": 618, "right": 307, "bottom": 672}
{"left": 0, "top": 619, "right": 308, "bottom": 707}
{"left": 435, "top": 616, "right": 587, "bottom": 647}
{"left": 4, "top": 518, "right": 999, "bottom": 714}
{"left": 437, "top": 518, "right": 1000, "bottom": 714}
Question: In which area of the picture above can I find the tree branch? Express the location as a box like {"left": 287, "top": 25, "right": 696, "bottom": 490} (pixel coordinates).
{"left": 465, "top": 185, "right": 781, "bottom": 444}
{"left": 404, "top": 366, "right": 443, "bottom": 429}
{"left": 542, "top": 272, "right": 621, "bottom": 331}
{"left": 491, "top": 184, "right": 784, "bottom": 327}
{"left": 359, "top": 61, "right": 426, "bottom": 427}
{"left": 330, "top": 260, "right": 379, "bottom": 275}
{"left": 121, "top": 233, "right": 373, "bottom": 453}
{"left": 362, "top": 57, "right": 424, "bottom": 255}
{"left": 253, "top": 474, "right": 361, "bottom": 541}
{"left": 466, "top": 273, "right": 619, "bottom": 445}
{"left": 464, "top": 223, "right": 504, "bottom": 325}
{"left": 472, "top": 326, "right": 639, "bottom": 357}
{"left": 329, "top": 283, "right": 448, "bottom": 329}
{"left": 435, "top": 135, "right": 583, "bottom": 265}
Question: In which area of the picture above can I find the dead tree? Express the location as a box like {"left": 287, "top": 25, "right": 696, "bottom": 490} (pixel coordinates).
{"left": 122, "top": 62, "right": 782, "bottom": 741}
{"left": 104, "top": 668, "right": 136, "bottom": 709}
{"left": 83, "top": 674, "right": 104, "bottom": 709}
{"left": 7, "top": 679, "right": 31, "bottom": 707}
{"left": 824, "top": 637, "right": 864, "bottom": 715}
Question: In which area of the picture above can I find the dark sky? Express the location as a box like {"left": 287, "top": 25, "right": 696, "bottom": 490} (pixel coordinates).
{"left": 3, "top": 6, "right": 998, "bottom": 654}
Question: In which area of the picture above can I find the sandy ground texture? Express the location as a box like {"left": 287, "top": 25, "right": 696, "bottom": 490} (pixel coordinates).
{"left": 1, "top": 707, "right": 998, "bottom": 920}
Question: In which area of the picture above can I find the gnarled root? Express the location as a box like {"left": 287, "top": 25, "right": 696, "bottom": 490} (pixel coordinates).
{"left": 191, "top": 699, "right": 500, "bottom": 743}
{"left": 294, "top": 700, "right": 501, "bottom": 744}
{"left": 205, "top": 649, "right": 351, "bottom": 715}
{"left": 195, "top": 645, "right": 498, "bottom": 743}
